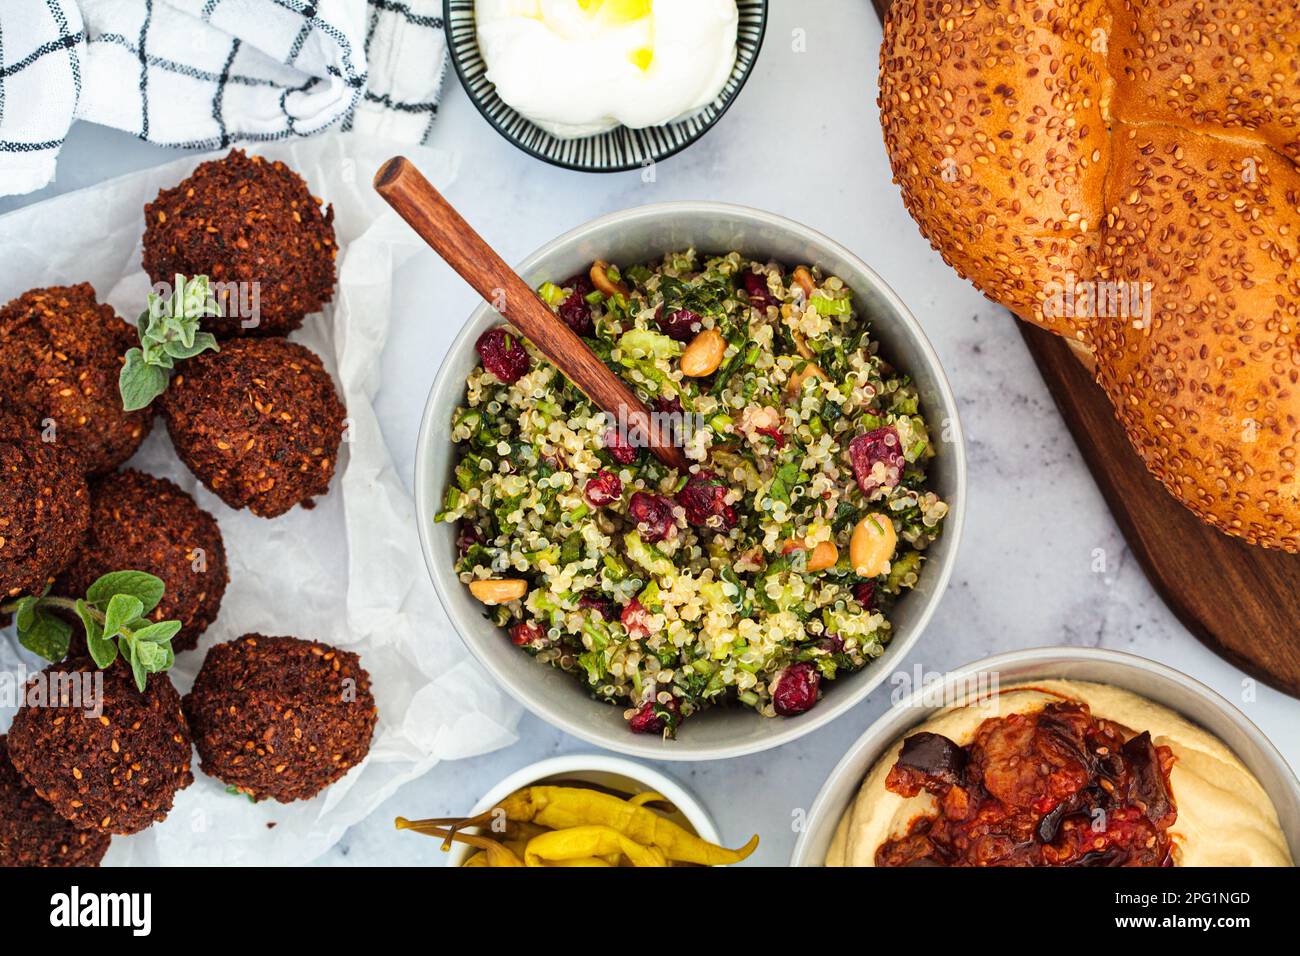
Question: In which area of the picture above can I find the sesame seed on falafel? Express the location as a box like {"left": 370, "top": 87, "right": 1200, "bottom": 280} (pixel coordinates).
{"left": 142, "top": 149, "right": 337, "bottom": 339}
{"left": 0, "top": 283, "right": 152, "bottom": 476}
{"left": 57, "top": 469, "right": 229, "bottom": 654}
{"left": 0, "top": 410, "right": 90, "bottom": 600}
{"left": 160, "top": 337, "right": 346, "bottom": 518}
{"left": 0, "top": 734, "right": 110, "bottom": 867}
{"left": 184, "top": 635, "right": 377, "bottom": 803}
{"left": 7, "top": 658, "right": 193, "bottom": 836}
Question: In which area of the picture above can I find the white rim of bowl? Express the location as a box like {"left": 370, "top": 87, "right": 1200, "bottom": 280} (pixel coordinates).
{"left": 442, "top": 0, "right": 769, "bottom": 173}
{"left": 416, "top": 200, "right": 968, "bottom": 760}
{"left": 444, "top": 753, "right": 720, "bottom": 866}
{"left": 789, "top": 645, "right": 1300, "bottom": 866}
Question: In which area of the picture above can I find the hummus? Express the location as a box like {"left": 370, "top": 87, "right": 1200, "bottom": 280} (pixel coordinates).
{"left": 826, "top": 680, "right": 1292, "bottom": 867}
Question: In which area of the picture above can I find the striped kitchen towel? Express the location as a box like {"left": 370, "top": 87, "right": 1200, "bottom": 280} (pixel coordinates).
{"left": 0, "top": 0, "right": 448, "bottom": 197}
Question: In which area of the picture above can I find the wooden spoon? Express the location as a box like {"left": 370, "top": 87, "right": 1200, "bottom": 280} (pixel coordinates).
{"left": 374, "top": 156, "right": 688, "bottom": 472}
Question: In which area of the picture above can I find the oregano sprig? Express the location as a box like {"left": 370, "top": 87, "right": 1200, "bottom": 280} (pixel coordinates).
{"left": 119, "top": 273, "right": 221, "bottom": 411}
{"left": 1, "top": 570, "right": 180, "bottom": 692}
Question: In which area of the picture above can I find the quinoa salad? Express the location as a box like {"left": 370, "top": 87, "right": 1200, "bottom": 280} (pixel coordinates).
{"left": 437, "top": 251, "right": 949, "bottom": 737}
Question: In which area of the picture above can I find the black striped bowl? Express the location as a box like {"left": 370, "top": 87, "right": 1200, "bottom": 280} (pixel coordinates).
{"left": 444, "top": 0, "right": 768, "bottom": 172}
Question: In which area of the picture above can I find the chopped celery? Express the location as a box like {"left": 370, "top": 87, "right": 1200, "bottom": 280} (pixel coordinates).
{"left": 617, "top": 328, "right": 681, "bottom": 362}
{"left": 809, "top": 293, "right": 852, "bottom": 316}
{"left": 603, "top": 553, "right": 630, "bottom": 581}
{"left": 577, "top": 650, "right": 607, "bottom": 683}
{"left": 538, "top": 281, "right": 567, "bottom": 307}
{"left": 638, "top": 579, "right": 664, "bottom": 612}
{"left": 625, "top": 531, "right": 674, "bottom": 578}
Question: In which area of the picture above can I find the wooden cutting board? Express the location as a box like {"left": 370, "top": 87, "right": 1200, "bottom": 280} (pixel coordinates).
{"left": 870, "top": 0, "right": 1300, "bottom": 698}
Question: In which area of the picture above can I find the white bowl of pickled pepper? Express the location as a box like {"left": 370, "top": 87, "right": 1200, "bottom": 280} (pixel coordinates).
{"left": 396, "top": 753, "right": 767, "bottom": 867}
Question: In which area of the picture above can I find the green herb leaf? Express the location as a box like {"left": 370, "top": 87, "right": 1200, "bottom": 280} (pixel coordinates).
{"left": 87, "top": 571, "right": 165, "bottom": 615}
{"left": 126, "top": 642, "right": 148, "bottom": 693}
{"left": 120, "top": 275, "right": 221, "bottom": 411}
{"left": 76, "top": 598, "right": 118, "bottom": 669}
{"left": 133, "top": 639, "right": 167, "bottom": 671}
{"left": 13, "top": 595, "right": 39, "bottom": 633}
{"left": 18, "top": 610, "right": 71, "bottom": 662}
{"left": 133, "top": 620, "right": 181, "bottom": 646}
{"left": 119, "top": 348, "right": 170, "bottom": 411}
{"left": 163, "top": 331, "right": 219, "bottom": 361}
{"left": 102, "top": 593, "right": 144, "bottom": 638}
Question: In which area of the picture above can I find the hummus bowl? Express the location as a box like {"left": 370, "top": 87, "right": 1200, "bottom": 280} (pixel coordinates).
{"left": 790, "top": 647, "right": 1300, "bottom": 865}
{"left": 415, "top": 202, "right": 966, "bottom": 760}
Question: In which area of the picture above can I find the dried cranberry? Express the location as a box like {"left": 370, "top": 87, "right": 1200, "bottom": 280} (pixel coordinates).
{"left": 475, "top": 327, "right": 529, "bottom": 384}
{"left": 848, "top": 426, "right": 905, "bottom": 496}
{"left": 853, "top": 581, "right": 877, "bottom": 608}
{"left": 743, "top": 272, "right": 776, "bottom": 310}
{"left": 603, "top": 427, "right": 640, "bottom": 465}
{"left": 510, "top": 621, "right": 545, "bottom": 647}
{"left": 578, "top": 592, "right": 615, "bottom": 620}
{"left": 756, "top": 424, "right": 786, "bottom": 449}
{"left": 656, "top": 306, "right": 703, "bottom": 342}
{"left": 629, "top": 697, "right": 678, "bottom": 734}
{"left": 652, "top": 395, "right": 683, "bottom": 416}
{"left": 627, "top": 492, "right": 676, "bottom": 543}
{"left": 557, "top": 274, "right": 595, "bottom": 336}
{"left": 584, "top": 470, "right": 623, "bottom": 507}
{"left": 772, "top": 662, "right": 821, "bottom": 716}
{"left": 455, "top": 522, "right": 482, "bottom": 556}
{"left": 676, "top": 470, "right": 737, "bottom": 532}
{"left": 651, "top": 395, "right": 685, "bottom": 445}
{"left": 565, "top": 272, "right": 595, "bottom": 297}
{"left": 621, "top": 597, "right": 651, "bottom": 638}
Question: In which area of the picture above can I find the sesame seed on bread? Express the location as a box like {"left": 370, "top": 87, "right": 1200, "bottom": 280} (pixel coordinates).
{"left": 879, "top": 0, "right": 1300, "bottom": 550}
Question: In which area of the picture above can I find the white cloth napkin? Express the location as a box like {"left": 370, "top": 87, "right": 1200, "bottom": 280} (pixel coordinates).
{"left": 0, "top": 0, "right": 448, "bottom": 197}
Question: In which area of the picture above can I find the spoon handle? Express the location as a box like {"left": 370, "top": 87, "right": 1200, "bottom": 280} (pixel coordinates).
{"left": 374, "top": 156, "right": 687, "bottom": 472}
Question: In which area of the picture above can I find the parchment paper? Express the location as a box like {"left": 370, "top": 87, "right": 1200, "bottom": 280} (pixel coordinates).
{"left": 0, "top": 134, "right": 522, "bottom": 865}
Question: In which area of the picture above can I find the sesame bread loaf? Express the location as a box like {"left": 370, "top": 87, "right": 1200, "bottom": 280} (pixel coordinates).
{"left": 879, "top": 0, "right": 1300, "bottom": 550}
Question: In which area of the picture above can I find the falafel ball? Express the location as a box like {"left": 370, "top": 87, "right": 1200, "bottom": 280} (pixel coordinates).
{"left": 142, "top": 150, "right": 337, "bottom": 338}
{"left": 7, "top": 658, "right": 193, "bottom": 835}
{"left": 0, "top": 284, "right": 152, "bottom": 475}
{"left": 184, "top": 635, "right": 377, "bottom": 803}
{"left": 57, "top": 470, "right": 228, "bottom": 653}
{"left": 160, "top": 337, "right": 346, "bottom": 518}
{"left": 0, "top": 410, "right": 90, "bottom": 599}
{"left": 0, "top": 735, "right": 110, "bottom": 867}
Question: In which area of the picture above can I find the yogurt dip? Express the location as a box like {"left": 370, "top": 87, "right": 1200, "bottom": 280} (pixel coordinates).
{"left": 476, "top": 0, "right": 739, "bottom": 139}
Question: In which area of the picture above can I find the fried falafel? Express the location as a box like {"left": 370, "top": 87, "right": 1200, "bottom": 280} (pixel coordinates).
{"left": 0, "top": 410, "right": 90, "bottom": 599}
{"left": 142, "top": 150, "right": 337, "bottom": 338}
{"left": 184, "top": 635, "right": 377, "bottom": 803}
{"left": 7, "top": 658, "right": 193, "bottom": 835}
{"left": 0, "top": 284, "right": 152, "bottom": 475}
{"left": 0, "top": 735, "right": 110, "bottom": 867}
{"left": 160, "top": 337, "right": 346, "bottom": 518}
{"left": 58, "top": 470, "right": 228, "bottom": 654}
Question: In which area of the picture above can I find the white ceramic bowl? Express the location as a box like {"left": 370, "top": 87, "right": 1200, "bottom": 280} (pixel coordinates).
{"left": 444, "top": 754, "right": 720, "bottom": 866}
{"left": 790, "top": 646, "right": 1300, "bottom": 866}
{"left": 416, "top": 201, "right": 967, "bottom": 760}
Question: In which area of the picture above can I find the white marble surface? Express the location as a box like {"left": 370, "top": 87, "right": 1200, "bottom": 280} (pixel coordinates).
{"left": 2, "top": 0, "right": 1295, "bottom": 867}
